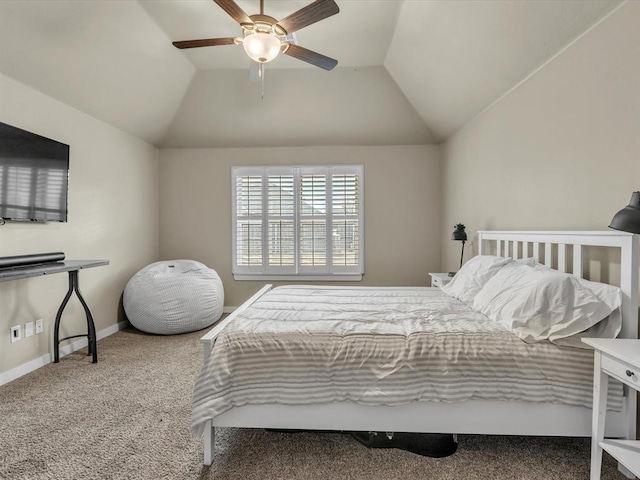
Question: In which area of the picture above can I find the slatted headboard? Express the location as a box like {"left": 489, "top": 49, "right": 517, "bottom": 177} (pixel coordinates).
{"left": 477, "top": 231, "right": 639, "bottom": 340}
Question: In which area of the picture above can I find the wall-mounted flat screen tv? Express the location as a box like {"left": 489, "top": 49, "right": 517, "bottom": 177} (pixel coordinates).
{"left": 0, "top": 122, "right": 69, "bottom": 222}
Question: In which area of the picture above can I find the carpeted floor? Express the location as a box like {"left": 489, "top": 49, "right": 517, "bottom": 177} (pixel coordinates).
{"left": 0, "top": 327, "right": 628, "bottom": 480}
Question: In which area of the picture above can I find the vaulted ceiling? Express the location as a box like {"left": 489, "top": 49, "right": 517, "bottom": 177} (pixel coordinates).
{"left": 0, "top": 0, "right": 622, "bottom": 147}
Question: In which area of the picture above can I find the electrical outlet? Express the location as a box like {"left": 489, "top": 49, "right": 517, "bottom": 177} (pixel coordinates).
{"left": 35, "top": 318, "right": 44, "bottom": 334}
{"left": 10, "top": 325, "right": 21, "bottom": 343}
{"left": 25, "top": 321, "right": 34, "bottom": 338}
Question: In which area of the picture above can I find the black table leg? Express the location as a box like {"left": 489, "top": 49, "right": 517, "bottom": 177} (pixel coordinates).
{"left": 74, "top": 271, "right": 98, "bottom": 363}
{"left": 53, "top": 270, "right": 98, "bottom": 364}
{"left": 53, "top": 273, "right": 74, "bottom": 363}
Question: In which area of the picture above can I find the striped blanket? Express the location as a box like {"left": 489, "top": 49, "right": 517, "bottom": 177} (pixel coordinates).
{"left": 192, "top": 286, "right": 622, "bottom": 435}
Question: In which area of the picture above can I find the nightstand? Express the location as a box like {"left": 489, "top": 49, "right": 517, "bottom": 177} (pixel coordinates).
{"left": 429, "top": 272, "right": 453, "bottom": 288}
{"left": 582, "top": 338, "right": 639, "bottom": 480}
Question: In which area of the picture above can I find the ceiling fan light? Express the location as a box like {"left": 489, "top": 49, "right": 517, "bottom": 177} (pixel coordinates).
{"left": 242, "top": 33, "right": 281, "bottom": 63}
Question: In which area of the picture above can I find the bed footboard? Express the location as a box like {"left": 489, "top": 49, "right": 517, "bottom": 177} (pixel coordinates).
{"left": 199, "top": 285, "right": 272, "bottom": 465}
{"left": 200, "top": 284, "right": 272, "bottom": 365}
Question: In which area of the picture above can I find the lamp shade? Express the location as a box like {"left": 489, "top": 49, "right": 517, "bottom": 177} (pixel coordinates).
{"left": 451, "top": 224, "right": 467, "bottom": 241}
{"left": 609, "top": 192, "right": 640, "bottom": 234}
{"left": 242, "top": 32, "right": 281, "bottom": 63}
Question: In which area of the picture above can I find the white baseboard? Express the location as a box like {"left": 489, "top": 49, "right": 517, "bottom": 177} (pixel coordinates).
{"left": 0, "top": 353, "right": 52, "bottom": 388}
{"left": 223, "top": 306, "right": 237, "bottom": 314}
{"left": 0, "top": 320, "right": 129, "bottom": 386}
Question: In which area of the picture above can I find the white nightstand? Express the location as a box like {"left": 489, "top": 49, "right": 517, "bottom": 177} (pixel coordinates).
{"left": 429, "top": 272, "right": 453, "bottom": 288}
{"left": 582, "top": 338, "right": 639, "bottom": 480}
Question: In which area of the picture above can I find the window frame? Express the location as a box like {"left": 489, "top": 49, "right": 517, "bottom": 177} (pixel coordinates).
{"left": 232, "top": 165, "right": 364, "bottom": 281}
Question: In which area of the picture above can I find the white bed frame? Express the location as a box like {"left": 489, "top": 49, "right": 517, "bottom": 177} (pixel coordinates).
{"left": 199, "top": 231, "right": 639, "bottom": 473}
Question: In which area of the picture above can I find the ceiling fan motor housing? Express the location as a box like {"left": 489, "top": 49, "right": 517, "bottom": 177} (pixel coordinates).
{"left": 243, "top": 33, "right": 281, "bottom": 63}
{"left": 242, "top": 15, "right": 284, "bottom": 63}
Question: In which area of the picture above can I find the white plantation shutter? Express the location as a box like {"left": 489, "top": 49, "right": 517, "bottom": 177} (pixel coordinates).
{"left": 234, "top": 173, "right": 263, "bottom": 273}
{"left": 299, "top": 169, "right": 328, "bottom": 272}
{"left": 232, "top": 165, "right": 364, "bottom": 280}
{"left": 331, "top": 168, "right": 360, "bottom": 272}
{"left": 267, "top": 170, "right": 295, "bottom": 273}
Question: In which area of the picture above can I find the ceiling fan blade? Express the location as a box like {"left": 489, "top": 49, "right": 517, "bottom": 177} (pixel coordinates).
{"left": 213, "top": 0, "right": 254, "bottom": 25}
{"left": 283, "top": 44, "right": 337, "bottom": 71}
{"left": 275, "top": 0, "right": 339, "bottom": 35}
{"left": 172, "top": 37, "right": 237, "bottom": 49}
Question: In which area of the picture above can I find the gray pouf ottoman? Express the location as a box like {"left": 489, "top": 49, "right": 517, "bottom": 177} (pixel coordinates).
{"left": 124, "top": 260, "right": 224, "bottom": 335}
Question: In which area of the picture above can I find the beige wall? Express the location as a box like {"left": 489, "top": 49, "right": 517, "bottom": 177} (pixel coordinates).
{"left": 441, "top": 1, "right": 640, "bottom": 272}
{"left": 0, "top": 73, "right": 160, "bottom": 376}
{"left": 161, "top": 67, "right": 436, "bottom": 148}
{"left": 159, "top": 145, "right": 441, "bottom": 306}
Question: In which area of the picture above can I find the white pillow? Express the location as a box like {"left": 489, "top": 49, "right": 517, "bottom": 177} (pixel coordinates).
{"left": 532, "top": 263, "right": 622, "bottom": 312}
{"left": 515, "top": 257, "right": 538, "bottom": 267}
{"left": 530, "top": 265, "right": 622, "bottom": 348}
{"left": 472, "top": 263, "right": 615, "bottom": 343}
{"left": 441, "top": 255, "right": 513, "bottom": 306}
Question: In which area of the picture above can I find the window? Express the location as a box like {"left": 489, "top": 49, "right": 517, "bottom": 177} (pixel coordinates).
{"left": 232, "top": 165, "right": 364, "bottom": 280}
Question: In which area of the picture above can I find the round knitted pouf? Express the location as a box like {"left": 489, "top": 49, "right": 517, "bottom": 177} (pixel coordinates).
{"left": 123, "top": 260, "right": 224, "bottom": 335}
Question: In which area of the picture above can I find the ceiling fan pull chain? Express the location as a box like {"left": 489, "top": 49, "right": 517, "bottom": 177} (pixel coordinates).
{"left": 260, "top": 63, "right": 265, "bottom": 100}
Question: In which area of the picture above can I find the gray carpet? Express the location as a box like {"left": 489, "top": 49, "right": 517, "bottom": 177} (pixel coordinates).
{"left": 0, "top": 327, "right": 627, "bottom": 480}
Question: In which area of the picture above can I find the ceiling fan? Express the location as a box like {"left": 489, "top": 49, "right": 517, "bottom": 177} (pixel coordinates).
{"left": 172, "top": 0, "right": 340, "bottom": 71}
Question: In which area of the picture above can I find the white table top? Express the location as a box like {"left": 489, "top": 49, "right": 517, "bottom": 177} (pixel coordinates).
{"left": 582, "top": 338, "right": 640, "bottom": 367}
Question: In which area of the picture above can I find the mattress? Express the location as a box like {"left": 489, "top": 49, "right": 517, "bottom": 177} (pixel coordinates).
{"left": 193, "top": 286, "right": 623, "bottom": 435}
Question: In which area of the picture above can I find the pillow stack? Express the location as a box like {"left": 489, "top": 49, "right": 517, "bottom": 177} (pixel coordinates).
{"left": 441, "top": 255, "right": 622, "bottom": 346}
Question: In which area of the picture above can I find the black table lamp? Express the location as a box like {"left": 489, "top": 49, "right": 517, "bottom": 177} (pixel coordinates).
{"left": 450, "top": 224, "right": 467, "bottom": 275}
{"left": 609, "top": 192, "right": 640, "bottom": 234}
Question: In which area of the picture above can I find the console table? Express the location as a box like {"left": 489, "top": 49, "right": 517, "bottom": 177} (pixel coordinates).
{"left": 0, "top": 260, "right": 109, "bottom": 363}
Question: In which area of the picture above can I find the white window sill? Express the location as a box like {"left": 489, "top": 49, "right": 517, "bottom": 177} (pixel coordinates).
{"left": 233, "top": 274, "right": 363, "bottom": 281}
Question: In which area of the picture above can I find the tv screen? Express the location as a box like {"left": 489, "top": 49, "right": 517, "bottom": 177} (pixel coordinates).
{"left": 0, "top": 122, "right": 69, "bottom": 222}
